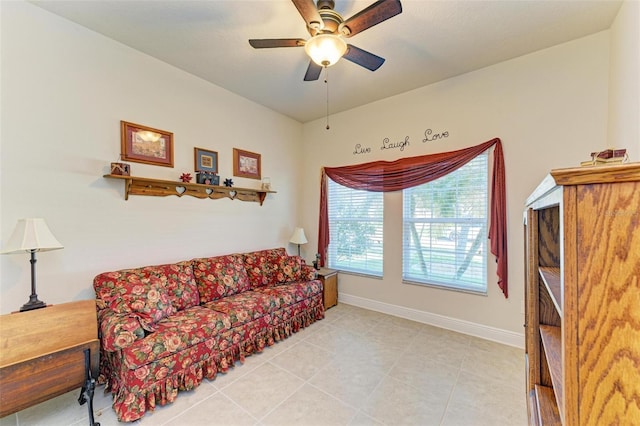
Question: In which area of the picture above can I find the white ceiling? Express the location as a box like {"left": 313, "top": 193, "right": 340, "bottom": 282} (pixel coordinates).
{"left": 30, "top": 0, "right": 622, "bottom": 123}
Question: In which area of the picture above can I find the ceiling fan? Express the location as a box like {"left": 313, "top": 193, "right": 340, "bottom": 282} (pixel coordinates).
{"left": 249, "top": 0, "right": 402, "bottom": 81}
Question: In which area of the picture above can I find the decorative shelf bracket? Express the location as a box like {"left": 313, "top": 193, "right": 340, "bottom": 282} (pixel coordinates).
{"left": 103, "top": 175, "right": 275, "bottom": 206}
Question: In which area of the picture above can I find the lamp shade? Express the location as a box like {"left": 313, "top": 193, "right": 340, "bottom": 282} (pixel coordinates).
{"left": 289, "top": 227, "right": 308, "bottom": 245}
{"left": 304, "top": 34, "right": 347, "bottom": 67}
{"left": 2, "top": 218, "right": 63, "bottom": 254}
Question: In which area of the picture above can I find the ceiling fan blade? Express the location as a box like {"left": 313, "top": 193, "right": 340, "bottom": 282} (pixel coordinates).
{"left": 249, "top": 39, "right": 306, "bottom": 48}
{"left": 343, "top": 44, "right": 385, "bottom": 71}
{"left": 292, "top": 0, "right": 323, "bottom": 30}
{"left": 339, "top": 0, "right": 402, "bottom": 38}
{"left": 304, "top": 60, "right": 323, "bottom": 81}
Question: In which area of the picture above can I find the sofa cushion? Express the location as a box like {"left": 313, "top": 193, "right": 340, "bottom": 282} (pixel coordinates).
{"left": 109, "top": 273, "right": 176, "bottom": 331}
{"left": 243, "top": 248, "right": 287, "bottom": 288}
{"left": 97, "top": 271, "right": 176, "bottom": 332}
{"left": 121, "top": 306, "right": 232, "bottom": 370}
{"left": 301, "top": 264, "right": 319, "bottom": 281}
{"left": 155, "top": 262, "right": 200, "bottom": 311}
{"left": 94, "top": 262, "right": 200, "bottom": 315}
{"left": 98, "top": 310, "right": 147, "bottom": 352}
{"left": 192, "top": 254, "right": 251, "bottom": 303}
{"left": 203, "top": 291, "right": 277, "bottom": 327}
{"left": 254, "top": 280, "right": 324, "bottom": 305}
{"left": 273, "top": 255, "right": 304, "bottom": 284}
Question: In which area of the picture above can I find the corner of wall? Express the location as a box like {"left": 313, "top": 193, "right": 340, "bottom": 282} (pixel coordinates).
{"left": 607, "top": 0, "right": 640, "bottom": 161}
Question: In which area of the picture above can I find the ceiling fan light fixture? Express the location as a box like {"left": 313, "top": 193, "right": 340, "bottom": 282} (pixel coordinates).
{"left": 304, "top": 34, "right": 347, "bottom": 67}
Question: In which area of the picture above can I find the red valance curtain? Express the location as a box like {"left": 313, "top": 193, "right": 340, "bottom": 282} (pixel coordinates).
{"left": 318, "top": 138, "right": 508, "bottom": 298}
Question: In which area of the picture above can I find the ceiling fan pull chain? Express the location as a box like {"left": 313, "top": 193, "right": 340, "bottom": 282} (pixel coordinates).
{"left": 325, "top": 66, "right": 330, "bottom": 130}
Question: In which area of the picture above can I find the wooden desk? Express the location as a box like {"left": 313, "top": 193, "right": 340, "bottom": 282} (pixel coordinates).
{"left": 0, "top": 300, "right": 100, "bottom": 423}
{"left": 317, "top": 268, "right": 338, "bottom": 309}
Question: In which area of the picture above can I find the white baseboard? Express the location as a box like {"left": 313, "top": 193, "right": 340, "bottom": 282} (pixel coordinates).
{"left": 338, "top": 293, "right": 524, "bottom": 349}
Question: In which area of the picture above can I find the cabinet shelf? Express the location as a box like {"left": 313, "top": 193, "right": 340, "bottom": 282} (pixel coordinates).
{"left": 104, "top": 174, "right": 276, "bottom": 206}
{"left": 539, "top": 267, "right": 561, "bottom": 316}
{"left": 534, "top": 385, "right": 561, "bottom": 425}
{"left": 539, "top": 325, "right": 562, "bottom": 418}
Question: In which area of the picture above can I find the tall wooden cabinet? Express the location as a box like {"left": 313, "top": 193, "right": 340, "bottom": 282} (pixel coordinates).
{"left": 524, "top": 163, "right": 640, "bottom": 425}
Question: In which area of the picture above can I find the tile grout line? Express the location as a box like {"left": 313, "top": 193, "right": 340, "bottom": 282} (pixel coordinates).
{"left": 349, "top": 325, "right": 417, "bottom": 425}
{"left": 251, "top": 361, "right": 309, "bottom": 424}
{"left": 438, "top": 360, "right": 464, "bottom": 426}
{"left": 159, "top": 389, "right": 223, "bottom": 426}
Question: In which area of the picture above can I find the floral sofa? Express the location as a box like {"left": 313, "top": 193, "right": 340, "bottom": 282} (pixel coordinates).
{"left": 93, "top": 247, "right": 324, "bottom": 422}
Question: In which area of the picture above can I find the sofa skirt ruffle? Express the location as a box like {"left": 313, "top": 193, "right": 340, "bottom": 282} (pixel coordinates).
{"left": 108, "top": 302, "right": 324, "bottom": 422}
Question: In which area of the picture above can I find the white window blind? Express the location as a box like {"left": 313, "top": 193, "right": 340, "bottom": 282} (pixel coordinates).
{"left": 327, "top": 179, "right": 383, "bottom": 276}
{"left": 402, "top": 153, "right": 488, "bottom": 293}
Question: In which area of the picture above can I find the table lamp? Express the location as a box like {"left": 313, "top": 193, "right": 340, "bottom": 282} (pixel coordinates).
{"left": 2, "top": 218, "right": 64, "bottom": 311}
{"left": 289, "top": 227, "right": 308, "bottom": 256}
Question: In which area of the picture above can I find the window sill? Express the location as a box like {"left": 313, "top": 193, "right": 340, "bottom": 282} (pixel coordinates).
{"left": 331, "top": 269, "right": 383, "bottom": 280}
{"left": 402, "top": 279, "right": 487, "bottom": 296}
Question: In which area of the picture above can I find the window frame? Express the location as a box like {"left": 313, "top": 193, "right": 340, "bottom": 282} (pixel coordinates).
{"left": 401, "top": 152, "right": 489, "bottom": 294}
{"left": 326, "top": 178, "right": 384, "bottom": 277}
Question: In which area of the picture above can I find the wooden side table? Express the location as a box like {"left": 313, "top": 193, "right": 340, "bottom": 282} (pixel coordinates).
{"left": 0, "top": 300, "right": 100, "bottom": 425}
{"left": 317, "top": 268, "right": 338, "bottom": 309}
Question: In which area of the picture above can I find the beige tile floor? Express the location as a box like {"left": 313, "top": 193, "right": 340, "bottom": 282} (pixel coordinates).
{"left": 0, "top": 303, "right": 527, "bottom": 426}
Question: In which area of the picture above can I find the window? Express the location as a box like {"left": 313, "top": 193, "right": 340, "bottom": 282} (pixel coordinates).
{"left": 402, "top": 153, "right": 488, "bottom": 293}
{"left": 327, "top": 179, "right": 383, "bottom": 276}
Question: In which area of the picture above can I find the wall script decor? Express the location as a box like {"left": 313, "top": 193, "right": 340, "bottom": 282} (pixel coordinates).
{"left": 381, "top": 136, "right": 410, "bottom": 152}
{"left": 422, "top": 128, "right": 450, "bottom": 142}
{"left": 233, "top": 148, "right": 261, "bottom": 180}
{"left": 120, "top": 121, "right": 174, "bottom": 168}
{"left": 353, "top": 126, "right": 451, "bottom": 156}
{"left": 353, "top": 144, "right": 372, "bottom": 155}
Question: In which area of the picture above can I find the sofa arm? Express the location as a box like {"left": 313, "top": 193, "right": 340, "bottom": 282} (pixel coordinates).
{"left": 98, "top": 310, "right": 146, "bottom": 352}
{"left": 301, "top": 264, "right": 318, "bottom": 281}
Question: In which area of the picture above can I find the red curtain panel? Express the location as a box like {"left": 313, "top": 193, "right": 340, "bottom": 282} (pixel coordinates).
{"left": 318, "top": 138, "right": 508, "bottom": 298}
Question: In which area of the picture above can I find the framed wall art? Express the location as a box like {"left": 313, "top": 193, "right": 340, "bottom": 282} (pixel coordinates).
{"left": 120, "top": 120, "right": 174, "bottom": 167}
{"left": 194, "top": 147, "right": 218, "bottom": 173}
{"left": 233, "top": 148, "right": 261, "bottom": 179}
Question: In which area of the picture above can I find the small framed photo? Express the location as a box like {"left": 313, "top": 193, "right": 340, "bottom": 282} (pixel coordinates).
{"left": 120, "top": 121, "right": 174, "bottom": 167}
{"left": 194, "top": 147, "right": 218, "bottom": 173}
{"left": 233, "top": 148, "right": 261, "bottom": 180}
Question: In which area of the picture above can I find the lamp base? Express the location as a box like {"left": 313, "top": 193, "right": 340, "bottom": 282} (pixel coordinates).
{"left": 20, "top": 298, "right": 46, "bottom": 312}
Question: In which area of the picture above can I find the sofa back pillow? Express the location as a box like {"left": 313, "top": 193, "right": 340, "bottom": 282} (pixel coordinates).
{"left": 243, "top": 248, "right": 287, "bottom": 288}
{"left": 273, "top": 255, "right": 304, "bottom": 284}
{"left": 96, "top": 262, "right": 199, "bottom": 312}
{"left": 93, "top": 269, "right": 176, "bottom": 332}
{"left": 154, "top": 261, "right": 200, "bottom": 311}
{"left": 192, "top": 254, "right": 251, "bottom": 303}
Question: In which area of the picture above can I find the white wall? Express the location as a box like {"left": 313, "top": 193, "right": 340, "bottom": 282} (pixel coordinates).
{"left": 1, "top": 1, "right": 627, "bottom": 346}
{"left": 300, "top": 32, "right": 611, "bottom": 344}
{"left": 0, "top": 1, "right": 303, "bottom": 314}
{"left": 608, "top": 0, "right": 640, "bottom": 160}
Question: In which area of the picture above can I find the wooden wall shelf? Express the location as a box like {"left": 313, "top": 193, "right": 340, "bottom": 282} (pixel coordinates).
{"left": 104, "top": 174, "right": 276, "bottom": 205}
